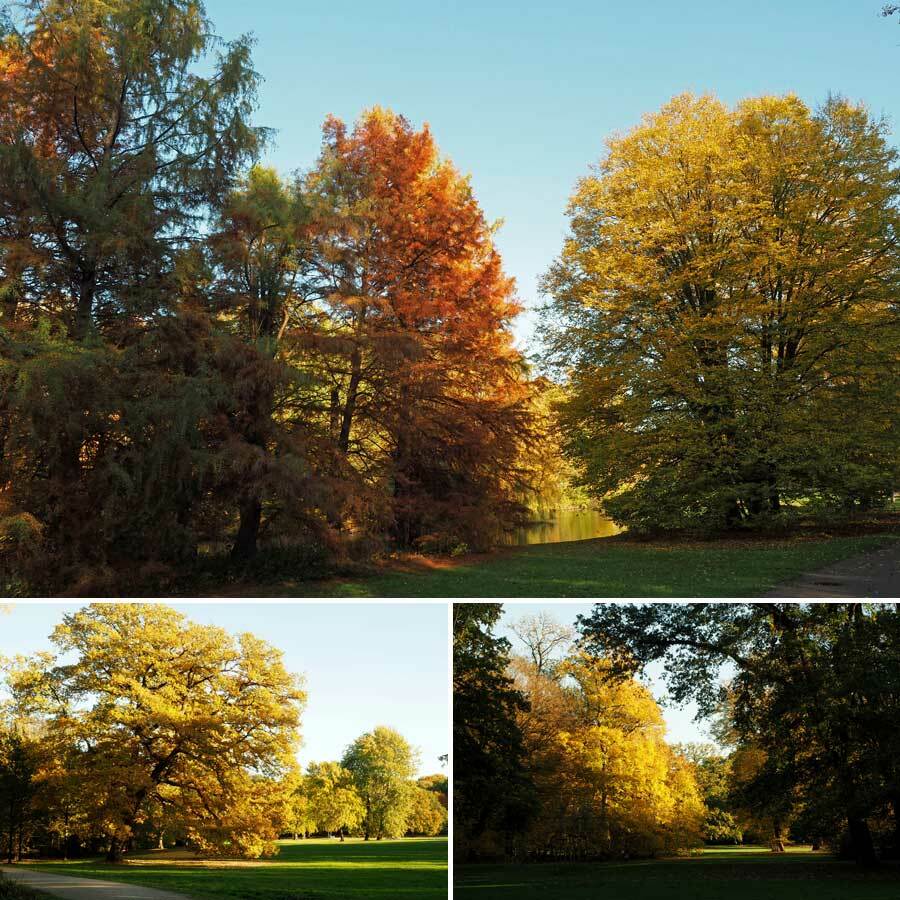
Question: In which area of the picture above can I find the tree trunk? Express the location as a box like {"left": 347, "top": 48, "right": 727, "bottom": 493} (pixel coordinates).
{"left": 891, "top": 794, "right": 900, "bottom": 858}
{"left": 74, "top": 267, "right": 96, "bottom": 341}
{"left": 339, "top": 827, "right": 344, "bottom": 843}
{"left": 231, "top": 494, "right": 262, "bottom": 560}
{"left": 338, "top": 306, "right": 366, "bottom": 455}
{"left": 107, "top": 837, "right": 124, "bottom": 863}
{"left": 6, "top": 800, "right": 14, "bottom": 863}
{"left": 338, "top": 365, "right": 361, "bottom": 455}
{"left": 847, "top": 816, "right": 878, "bottom": 867}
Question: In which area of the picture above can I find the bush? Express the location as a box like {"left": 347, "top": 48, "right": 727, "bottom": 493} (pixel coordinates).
{"left": 703, "top": 808, "right": 743, "bottom": 845}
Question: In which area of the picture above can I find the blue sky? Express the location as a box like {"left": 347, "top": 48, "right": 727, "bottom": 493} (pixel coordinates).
{"left": 0, "top": 602, "right": 449, "bottom": 777}
{"left": 498, "top": 602, "right": 722, "bottom": 747}
{"left": 206, "top": 0, "right": 900, "bottom": 347}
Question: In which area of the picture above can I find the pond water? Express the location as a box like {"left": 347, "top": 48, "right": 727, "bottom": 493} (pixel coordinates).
{"left": 500, "top": 507, "right": 622, "bottom": 546}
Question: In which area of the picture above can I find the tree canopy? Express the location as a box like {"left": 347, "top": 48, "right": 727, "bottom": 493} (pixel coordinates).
{"left": 542, "top": 93, "right": 900, "bottom": 533}
{"left": 3, "top": 604, "right": 305, "bottom": 860}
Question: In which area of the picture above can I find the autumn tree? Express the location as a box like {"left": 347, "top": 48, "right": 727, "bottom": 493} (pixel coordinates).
{"left": 509, "top": 652, "right": 705, "bottom": 860}
{"left": 405, "top": 786, "right": 448, "bottom": 836}
{"left": 296, "top": 109, "right": 535, "bottom": 549}
{"left": 0, "top": 0, "right": 264, "bottom": 584}
{"left": 4, "top": 604, "right": 304, "bottom": 861}
{"left": 342, "top": 726, "right": 418, "bottom": 841}
{"left": 207, "top": 165, "right": 342, "bottom": 560}
{"left": 417, "top": 773, "right": 448, "bottom": 808}
{"left": 304, "top": 761, "right": 364, "bottom": 841}
{"left": 285, "top": 774, "right": 316, "bottom": 840}
{"left": 542, "top": 93, "right": 900, "bottom": 533}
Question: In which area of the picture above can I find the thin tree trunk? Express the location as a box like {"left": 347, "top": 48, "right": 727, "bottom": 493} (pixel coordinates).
{"left": 74, "top": 268, "right": 96, "bottom": 341}
{"left": 6, "top": 800, "right": 13, "bottom": 863}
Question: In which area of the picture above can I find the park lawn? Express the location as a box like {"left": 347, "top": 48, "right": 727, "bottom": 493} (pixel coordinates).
{"left": 281, "top": 532, "right": 898, "bottom": 597}
{"left": 455, "top": 846, "right": 900, "bottom": 900}
{"left": 24, "top": 837, "right": 447, "bottom": 899}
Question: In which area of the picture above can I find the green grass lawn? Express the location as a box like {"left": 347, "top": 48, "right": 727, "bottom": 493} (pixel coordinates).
{"left": 455, "top": 846, "right": 900, "bottom": 900}
{"left": 23, "top": 837, "right": 447, "bottom": 899}
{"left": 280, "top": 532, "right": 898, "bottom": 597}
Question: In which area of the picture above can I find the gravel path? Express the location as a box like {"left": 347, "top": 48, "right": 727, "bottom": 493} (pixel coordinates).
{"left": 764, "top": 540, "right": 900, "bottom": 597}
{"left": 1, "top": 867, "right": 192, "bottom": 900}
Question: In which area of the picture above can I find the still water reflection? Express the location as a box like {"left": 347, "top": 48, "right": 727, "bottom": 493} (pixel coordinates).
{"left": 500, "top": 507, "right": 621, "bottom": 546}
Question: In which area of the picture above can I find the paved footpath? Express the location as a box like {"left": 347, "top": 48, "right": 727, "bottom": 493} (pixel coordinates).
{"left": 1, "top": 867, "right": 192, "bottom": 900}
{"left": 764, "top": 540, "right": 900, "bottom": 598}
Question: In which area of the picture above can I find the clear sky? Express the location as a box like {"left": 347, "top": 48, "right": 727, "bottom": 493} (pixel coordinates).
{"left": 498, "top": 602, "right": 724, "bottom": 748}
{"left": 0, "top": 602, "right": 449, "bottom": 777}
{"left": 205, "top": 0, "right": 899, "bottom": 347}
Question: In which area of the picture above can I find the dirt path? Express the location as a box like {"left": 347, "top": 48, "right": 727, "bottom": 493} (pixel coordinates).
{"left": 764, "top": 540, "right": 900, "bottom": 597}
{"left": 1, "top": 867, "right": 192, "bottom": 900}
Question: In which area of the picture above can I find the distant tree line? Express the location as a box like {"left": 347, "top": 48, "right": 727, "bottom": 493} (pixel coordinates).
{"left": 0, "top": 604, "right": 443, "bottom": 862}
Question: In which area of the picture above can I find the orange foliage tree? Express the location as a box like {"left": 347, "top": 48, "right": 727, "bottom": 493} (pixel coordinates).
{"left": 295, "top": 109, "right": 538, "bottom": 550}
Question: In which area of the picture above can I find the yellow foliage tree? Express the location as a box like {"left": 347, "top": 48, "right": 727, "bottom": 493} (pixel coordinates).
{"left": 5, "top": 604, "right": 305, "bottom": 861}
{"left": 511, "top": 653, "right": 704, "bottom": 859}
{"left": 544, "top": 93, "right": 900, "bottom": 532}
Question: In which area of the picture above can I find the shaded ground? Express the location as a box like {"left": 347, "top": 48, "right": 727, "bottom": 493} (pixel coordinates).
{"left": 764, "top": 540, "right": 900, "bottom": 597}
{"left": 14, "top": 838, "right": 447, "bottom": 900}
{"left": 1, "top": 868, "right": 189, "bottom": 899}
{"left": 455, "top": 846, "right": 900, "bottom": 900}
{"left": 234, "top": 533, "right": 900, "bottom": 597}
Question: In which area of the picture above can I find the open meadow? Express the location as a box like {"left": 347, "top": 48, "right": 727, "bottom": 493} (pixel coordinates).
{"left": 286, "top": 532, "right": 899, "bottom": 597}
{"left": 456, "top": 847, "right": 900, "bottom": 900}
{"left": 13, "top": 838, "right": 447, "bottom": 899}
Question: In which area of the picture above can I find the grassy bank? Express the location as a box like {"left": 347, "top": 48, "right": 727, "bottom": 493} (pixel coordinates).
{"left": 248, "top": 532, "right": 898, "bottom": 597}
{"left": 455, "top": 846, "right": 900, "bottom": 900}
{"left": 23, "top": 837, "right": 447, "bottom": 899}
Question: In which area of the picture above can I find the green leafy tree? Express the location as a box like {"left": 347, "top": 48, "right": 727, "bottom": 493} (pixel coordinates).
{"left": 342, "top": 726, "right": 418, "bottom": 841}
{"left": 0, "top": 726, "right": 40, "bottom": 863}
{"left": 453, "top": 604, "right": 535, "bottom": 861}
{"left": 0, "top": 0, "right": 264, "bottom": 585}
{"left": 305, "top": 761, "right": 364, "bottom": 841}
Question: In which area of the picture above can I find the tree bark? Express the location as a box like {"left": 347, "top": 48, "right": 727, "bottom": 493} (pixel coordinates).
{"left": 106, "top": 836, "right": 124, "bottom": 863}
{"left": 847, "top": 816, "right": 878, "bottom": 867}
{"left": 231, "top": 494, "right": 262, "bottom": 561}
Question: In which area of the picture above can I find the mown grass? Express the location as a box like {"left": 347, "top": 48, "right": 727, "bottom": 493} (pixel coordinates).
{"left": 455, "top": 846, "right": 900, "bottom": 900}
{"left": 24, "top": 837, "right": 447, "bottom": 899}
{"left": 282, "top": 533, "right": 898, "bottom": 597}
